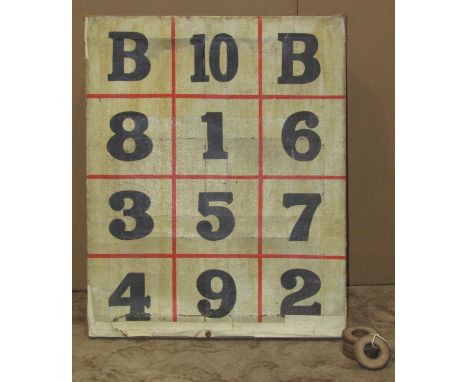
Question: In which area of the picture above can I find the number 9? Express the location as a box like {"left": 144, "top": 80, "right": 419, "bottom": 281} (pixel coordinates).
{"left": 196, "top": 270, "right": 237, "bottom": 318}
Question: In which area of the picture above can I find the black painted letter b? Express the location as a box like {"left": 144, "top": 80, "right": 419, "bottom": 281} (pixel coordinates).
{"left": 108, "top": 32, "right": 151, "bottom": 81}
{"left": 278, "top": 33, "right": 320, "bottom": 84}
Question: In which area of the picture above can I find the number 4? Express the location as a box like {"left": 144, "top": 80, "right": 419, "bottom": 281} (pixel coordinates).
{"left": 283, "top": 193, "right": 322, "bottom": 241}
{"left": 108, "top": 273, "right": 151, "bottom": 321}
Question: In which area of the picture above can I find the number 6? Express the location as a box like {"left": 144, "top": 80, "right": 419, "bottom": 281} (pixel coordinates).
{"left": 281, "top": 111, "right": 321, "bottom": 161}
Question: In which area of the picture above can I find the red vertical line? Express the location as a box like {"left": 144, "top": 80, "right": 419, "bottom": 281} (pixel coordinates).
{"left": 257, "top": 16, "right": 263, "bottom": 323}
{"left": 171, "top": 16, "right": 177, "bottom": 322}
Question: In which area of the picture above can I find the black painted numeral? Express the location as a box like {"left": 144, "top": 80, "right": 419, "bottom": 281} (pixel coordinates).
{"left": 197, "top": 270, "right": 237, "bottom": 318}
{"left": 197, "top": 192, "right": 235, "bottom": 241}
{"left": 107, "top": 111, "right": 153, "bottom": 161}
{"left": 283, "top": 193, "right": 322, "bottom": 241}
{"left": 109, "top": 190, "right": 154, "bottom": 240}
{"left": 109, "top": 273, "right": 151, "bottom": 321}
{"left": 190, "top": 34, "right": 209, "bottom": 82}
{"left": 202, "top": 112, "right": 228, "bottom": 159}
{"left": 280, "top": 269, "right": 321, "bottom": 316}
{"left": 190, "top": 33, "right": 238, "bottom": 82}
{"left": 281, "top": 111, "right": 321, "bottom": 161}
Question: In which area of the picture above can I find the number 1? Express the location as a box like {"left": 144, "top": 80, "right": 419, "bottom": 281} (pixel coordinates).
{"left": 202, "top": 112, "right": 228, "bottom": 159}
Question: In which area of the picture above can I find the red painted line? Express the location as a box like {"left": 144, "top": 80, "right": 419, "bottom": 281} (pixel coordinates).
{"left": 263, "top": 254, "right": 346, "bottom": 260}
{"left": 262, "top": 95, "right": 346, "bottom": 100}
{"left": 86, "top": 174, "right": 172, "bottom": 180}
{"left": 177, "top": 254, "right": 258, "bottom": 259}
{"left": 171, "top": 16, "right": 178, "bottom": 322}
{"left": 176, "top": 93, "right": 258, "bottom": 99}
{"left": 263, "top": 175, "right": 347, "bottom": 180}
{"left": 86, "top": 93, "right": 172, "bottom": 99}
{"left": 88, "top": 253, "right": 346, "bottom": 260}
{"left": 176, "top": 174, "right": 258, "bottom": 180}
{"left": 88, "top": 253, "right": 172, "bottom": 259}
{"left": 86, "top": 94, "right": 346, "bottom": 100}
{"left": 171, "top": 18, "right": 176, "bottom": 97}
{"left": 171, "top": 256, "right": 177, "bottom": 321}
{"left": 87, "top": 174, "right": 346, "bottom": 180}
{"left": 257, "top": 16, "right": 263, "bottom": 323}
{"left": 258, "top": 16, "right": 263, "bottom": 98}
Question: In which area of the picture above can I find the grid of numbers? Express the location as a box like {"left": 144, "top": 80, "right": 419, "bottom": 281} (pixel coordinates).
{"left": 86, "top": 16, "right": 346, "bottom": 333}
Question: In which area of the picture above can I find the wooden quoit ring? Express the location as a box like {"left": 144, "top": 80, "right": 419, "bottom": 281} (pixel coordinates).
{"left": 342, "top": 342, "right": 355, "bottom": 360}
{"left": 342, "top": 326, "right": 379, "bottom": 345}
{"left": 342, "top": 339, "right": 381, "bottom": 361}
{"left": 342, "top": 341, "right": 356, "bottom": 359}
{"left": 353, "top": 334, "right": 391, "bottom": 370}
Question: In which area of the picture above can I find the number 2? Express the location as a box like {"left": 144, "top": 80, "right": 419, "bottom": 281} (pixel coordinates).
{"left": 280, "top": 269, "right": 321, "bottom": 316}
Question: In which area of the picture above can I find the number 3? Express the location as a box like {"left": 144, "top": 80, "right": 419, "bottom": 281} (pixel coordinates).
{"left": 109, "top": 190, "right": 154, "bottom": 240}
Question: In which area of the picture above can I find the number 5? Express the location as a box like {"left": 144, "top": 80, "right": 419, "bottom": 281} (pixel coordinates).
{"left": 197, "top": 192, "right": 235, "bottom": 241}
{"left": 283, "top": 193, "right": 322, "bottom": 241}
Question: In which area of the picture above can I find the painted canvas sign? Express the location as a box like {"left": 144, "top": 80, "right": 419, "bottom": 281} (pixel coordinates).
{"left": 86, "top": 16, "right": 346, "bottom": 337}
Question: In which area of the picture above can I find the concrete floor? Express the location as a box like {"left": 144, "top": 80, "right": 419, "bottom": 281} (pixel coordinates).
{"left": 73, "top": 286, "right": 394, "bottom": 381}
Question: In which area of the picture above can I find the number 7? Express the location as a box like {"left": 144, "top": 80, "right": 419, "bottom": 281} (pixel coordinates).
{"left": 283, "top": 193, "right": 322, "bottom": 241}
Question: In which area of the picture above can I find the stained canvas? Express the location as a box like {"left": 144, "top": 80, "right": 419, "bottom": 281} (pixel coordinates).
{"left": 86, "top": 16, "right": 347, "bottom": 337}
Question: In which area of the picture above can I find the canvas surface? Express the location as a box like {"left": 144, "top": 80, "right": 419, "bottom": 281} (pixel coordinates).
{"left": 86, "top": 16, "right": 347, "bottom": 337}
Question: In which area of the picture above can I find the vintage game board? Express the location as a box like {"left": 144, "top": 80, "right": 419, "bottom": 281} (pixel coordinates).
{"left": 86, "top": 16, "right": 347, "bottom": 337}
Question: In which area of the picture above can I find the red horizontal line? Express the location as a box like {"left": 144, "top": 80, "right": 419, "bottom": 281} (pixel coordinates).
{"left": 176, "top": 174, "right": 258, "bottom": 180}
{"left": 86, "top": 93, "right": 346, "bottom": 100}
{"left": 86, "top": 93, "right": 172, "bottom": 99}
{"left": 176, "top": 94, "right": 258, "bottom": 99}
{"left": 177, "top": 254, "right": 258, "bottom": 259}
{"left": 87, "top": 174, "right": 346, "bottom": 180}
{"left": 87, "top": 174, "right": 172, "bottom": 179}
{"left": 88, "top": 253, "right": 345, "bottom": 260}
{"left": 262, "top": 95, "right": 345, "bottom": 100}
{"left": 263, "top": 254, "right": 346, "bottom": 260}
{"left": 88, "top": 253, "right": 172, "bottom": 259}
{"left": 263, "top": 175, "right": 346, "bottom": 180}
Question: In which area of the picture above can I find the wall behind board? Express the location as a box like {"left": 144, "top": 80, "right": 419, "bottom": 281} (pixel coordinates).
{"left": 72, "top": 0, "right": 394, "bottom": 289}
